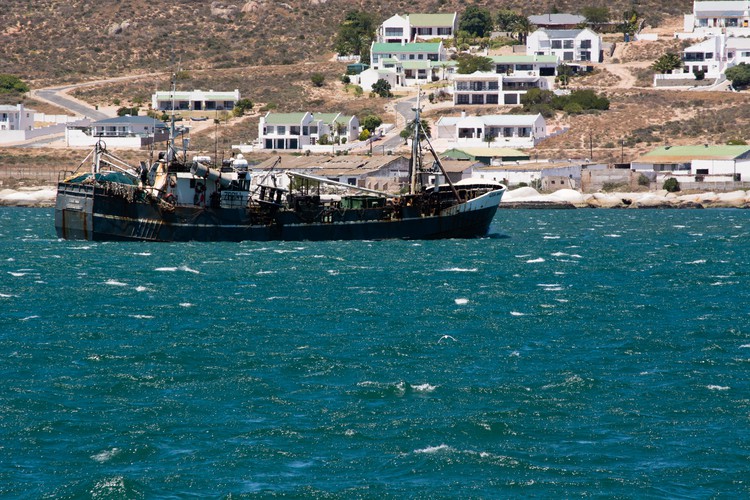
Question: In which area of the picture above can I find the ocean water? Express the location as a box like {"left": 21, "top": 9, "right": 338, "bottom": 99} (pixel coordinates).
{"left": 1, "top": 207, "right": 749, "bottom": 498}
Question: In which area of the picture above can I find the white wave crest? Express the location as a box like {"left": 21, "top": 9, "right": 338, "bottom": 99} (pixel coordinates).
{"left": 415, "top": 444, "right": 452, "bottom": 454}
{"left": 510, "top": 311, "right": 525, "bottom": 316}
{"left": 707, "top": 385, "right": 730, "bottom": 391}
{"left": 440, "top": 267, "right": 478, "bottom": 272}
{"left": 91, "top": 448, "right": 120, "bottom": 463}
{"left": 104, "top": 280, "right": 127, "bottom": 286}
{"left": 526, "top": 258, "right": 545, "bottom": 263}
{"left": 454, "top": 298, "right": 469, "bottom": 305}
{"left": 412, "top": 383, "right": 436, "bottom": 392}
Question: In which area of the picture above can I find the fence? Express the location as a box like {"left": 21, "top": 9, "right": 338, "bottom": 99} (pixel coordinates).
{"left": 0, "top": 165, "right": 60, "bottom": 184}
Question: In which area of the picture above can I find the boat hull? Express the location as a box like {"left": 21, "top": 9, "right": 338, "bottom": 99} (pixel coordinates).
{"left": 55, "top": 182, "right": 503, "bottom": 242}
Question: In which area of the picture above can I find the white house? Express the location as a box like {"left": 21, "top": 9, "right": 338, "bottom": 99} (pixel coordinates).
{"left": 369, "top": 42, "right": 446, "bottom": 87}
{"left": 435, "top": 113, "right": 547, "bottom": 148}
{"left": 681, "top": 34, "right": 750, "bottom": 78}
{"left": 66, "top": 115, "right": 169, "bottom": 148}
{"left": 0, "top": 104, "right": 34, "bottom": 131}
{"left": 453, "top": 68, "right": 553, "bottom": 107}
{"left": 527, "top": 28, "right": 602, "bottom": 63}
{"left": 681, "top": 1, "right": 750, "bottom": 37}
{"left": 378, "top": 13, "right": 458, "bottom": 44}
{"left": 151, "top": 89, "right": 240, "bottom": 111}
{"left": 258, "top": 112, "right": 360, "bottom": 151}
{"left": 631, "top": 145, "right": 750, "bottom": 183}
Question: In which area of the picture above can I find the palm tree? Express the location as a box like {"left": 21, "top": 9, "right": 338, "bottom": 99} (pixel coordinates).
{"left": 510, "top": 18, "right": 534, "bottom": 45}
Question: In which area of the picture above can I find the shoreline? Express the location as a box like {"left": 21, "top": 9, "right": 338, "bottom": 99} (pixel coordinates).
{"left": 4, "top": 186, "right": 750, "bottom": 209}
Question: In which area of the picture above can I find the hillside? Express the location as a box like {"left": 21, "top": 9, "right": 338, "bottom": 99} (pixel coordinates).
{"left": 2, "top": 0, "right": 692, "bottom": 85}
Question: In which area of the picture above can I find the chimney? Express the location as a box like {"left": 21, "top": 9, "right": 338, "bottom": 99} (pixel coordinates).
{"left": 461, "top": 110, "right": 466, "bottom": 118}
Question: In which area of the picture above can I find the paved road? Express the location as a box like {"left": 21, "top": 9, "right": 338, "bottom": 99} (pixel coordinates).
{"left": 35, "top": 86, "right": 109, "bottom": 121}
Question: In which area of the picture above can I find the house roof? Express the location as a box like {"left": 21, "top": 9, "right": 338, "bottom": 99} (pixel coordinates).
{"left": 543, "top": 29, "right": 585, "bottom": 38}
{"left": 313, "top": 113, "right": 342, "bottom": 124}
{"left": 407, "top": 13, "right": 456, "bottom": 26}
{"left": 252, "top": 154, "right": 406, "bottom": 172}
{"left": 153, "top": 90, "right": 238, "bottom": 100}
{"left": 371, "top": 42, "right": 442, "bottom": 53}
{"left": 436, "top": 159, "right": 479, "bottom": 173}
{"left": 528, "top": 13, "right": 585, "bottom": 25}
{"left": 93, "top": 116, "right": 167, "bottom": 127}
{"left": 684, "top": 38, "right": 717, "bottom": 52}
{"left": 636, "top": 145, "right": 750, "bottom": 163}
{"left": 491, "top": 54, "right": 558, "bottom": 64}
{"left": 264, "top": 112, "right": 308, "bottom": 125}
{"left": 693, "top": 1, "right": 747, "bottom": 16}
{"left": 441, "top": 147, "right": 530, "bottom": 160}
{"left": 438, "top": 114, "right": 543, "bottom": 127}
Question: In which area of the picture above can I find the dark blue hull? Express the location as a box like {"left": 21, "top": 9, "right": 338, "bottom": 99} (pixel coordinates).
{"left": 55, "top": 182, "right": 501, "bottom": 242}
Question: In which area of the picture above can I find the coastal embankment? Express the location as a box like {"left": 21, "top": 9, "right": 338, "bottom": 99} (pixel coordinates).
{"left": 4, "top": 185, "right": 750, "bottom": 209}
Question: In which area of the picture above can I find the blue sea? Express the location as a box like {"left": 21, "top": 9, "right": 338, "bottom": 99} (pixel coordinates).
{"left": 1, "top": 207, "right": 749, "bottom": 498}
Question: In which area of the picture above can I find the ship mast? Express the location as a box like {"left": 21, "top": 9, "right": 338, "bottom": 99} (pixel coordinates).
{"left": 409, "top": 90, "right": 423, "bottom": 194}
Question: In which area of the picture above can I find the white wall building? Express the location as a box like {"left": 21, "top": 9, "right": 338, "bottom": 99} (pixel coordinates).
{"left": 0, "top": 104, "right": 34, "bottom": 131}
{"left": 631, "top": 145, "right": 750, "bottom": 183}
{"left": 527, "top": 28, "right": 602, "bottom": 63}
{"left": 681, "top": 34, "right": 750, "bottom": 78}
{"left": 436, "top": 113, "right": 547, "bottom": 148}
{"left": 66, "top": 116, "right": 168, "bottom": 148}
{"left": 453, "top": 69, "right": 553, "bottom": 107}
{"left": 151, "top": 89, "right": 240, "bottom": 111}
{"left": 258, "top": 112, "right": 360, "bottom": 151}
{"left": 681, "top": 1, "right": 750, "bottom": 37}
{"left": 378, "top": 13, "right": 457, "bottom": 44}
{"left": 368, "top": 42, "right": 446, "bottom": 87}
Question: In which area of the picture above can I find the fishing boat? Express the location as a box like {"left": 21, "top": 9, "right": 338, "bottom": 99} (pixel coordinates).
{"left": 55, "top": 95, "right": 505, "bottom": 242}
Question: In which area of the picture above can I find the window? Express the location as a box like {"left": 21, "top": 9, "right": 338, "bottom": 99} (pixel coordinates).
{"left": 551, "top": 40, "right": 562, "bottom": 49}
{"left": 580, "top": 39, "right": 592, "bottom": 49}
{"left": 486, "top": 94, "right": 498, "bottom": 104}
{"left": 488, "top": 81, "right": 499, "bottom": 90}
{"left": 437, "top": 27, "right": 452, "bottom": 35}
{"left": 504, "top": 127, "right": 513, "bottom": 137}
{"left": 427, "top": 54, "right": 438, "bottom": 61}
{"left": 310, "top": 126, "right": 318, "bottom": 134}
{"left": 417, "top": 27, "right": 431, "bottom": 35}
{"left": 564, "top": 52, "right": 574, "bottom": 61}
{"left": 265, "top": 139, "right": 273, "bottom": 149}
{"left": 705, "top": 52, "right": 713, "bottom": 59}
{"left": 290, "top": 126, "right": 300, "bottom": 135}
{"left": 580, "top": 51, "right": 591, "bottom": 61}
{"left": 289, "top": 138, "right": 298, "bottom": 149}
{"left": 348, "top": 178, "right": 357, "bottom": 185}
{"left": 302, "top": 126, "right": 309, "bottom": 135}
{"left": 516, "top": 64, "right": 532, "bottom": 71}
{"left": 563, "top": 40, "right": 574, "bottom": 49}
{"left": 456, "top": 94, "right": 470, "bottom": 104}
{"left": 471, "top": 94, "right": 485, "bottom": 104}
{"left": 385, "top": 27, "right": 403, "bottom": 36}
{"left": 277, "top": 126, "right": 286, "bottom": 135}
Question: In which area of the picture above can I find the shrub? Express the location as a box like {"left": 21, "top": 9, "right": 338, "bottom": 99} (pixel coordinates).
{"left": 340, "top": 75, "right": 350, "bottom": 84}
{"left": 311, "top": 73, "right": 325, "bottom": 87}
{"left": 663, "top": 177, "right": 680, "bottom": 192}
{"left": 638, "top": 174, "right": 650, "bottom": 186}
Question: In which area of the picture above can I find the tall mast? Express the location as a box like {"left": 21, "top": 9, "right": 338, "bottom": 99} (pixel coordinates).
{"left": 409, "top": 88, "right": 422, "bottom": 194}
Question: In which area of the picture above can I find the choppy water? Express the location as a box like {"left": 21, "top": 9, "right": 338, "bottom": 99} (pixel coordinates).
{"left": 1, "top": 207, "right": 749, "bottom": 498}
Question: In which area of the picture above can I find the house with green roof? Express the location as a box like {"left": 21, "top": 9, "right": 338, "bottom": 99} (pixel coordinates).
{"left": 377, "top": 13, "right": 457, "bottom": 44}
{"left": 259, "top": 112, "right": 360, "bottom": 151}
{"left": 632, "top": 145, "right": 750, "bottom": 184}
{"left": 368, "top": 41, "right": 446, "bottom": 87}
{"left": 151, "top": 89, "right": 240, "bottom": 111}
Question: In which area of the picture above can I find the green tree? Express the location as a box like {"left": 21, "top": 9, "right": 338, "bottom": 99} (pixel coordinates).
{"left": 484, "top": 133, "right": 496, "bottom": 147}
{"left": 371, "top": 79, "right": 392, "bottom": 98}
{"left": 334, "top": 10, "right": 377, "bottom": 57}
{"left": 232, "top": 98, "right": 253, "bottom": 117}
{"left": 311, "top": 73, "right": 325, "bottom": 87}
{"left": 361, "top": 114, "right": 382, "bottom": 132}
{"left": 0, "top": 74, "right": 29, "bottom": 94}
{"left": 725, "top": 63, "right": 750, "bottom": 87}
{"left": 652, "top": 52, "right": 682, "bottom": 74}
{"left": 403, "top": 118, "right": 431, "bottom": 140}
{"left": 509, "top": 16, "right": 534, "bottom": 44}
{"left": 456, "top": 53, "right": 493, "bottom": 74}
{"left": 663, "top": 177, "right": 680, "bottom": 192}
{"left": 581, "top": 6, "right": 610, "bottom": 24}
{"left": 459, "top": 6, "right": 494, "bottom": 37}
{"left": 496, "top": 10, "right": 525, "bottom": 31}
{"left": 116, "top": 106, "right": 139, "bottom": 116}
